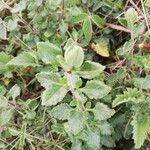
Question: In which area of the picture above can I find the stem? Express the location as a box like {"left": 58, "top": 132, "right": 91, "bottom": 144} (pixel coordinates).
{"left": 65, "top": 71, "right": 85, "bottom": 111}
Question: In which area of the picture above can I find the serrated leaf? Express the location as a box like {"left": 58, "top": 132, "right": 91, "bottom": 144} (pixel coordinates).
{"left": 93, "top": 103, "right": 115, "bottom": 121}
{"left": 72, "top": 13, "right": 88, "bottom": 24}
{"left": 0, "top": 109, "right": 13, "bottom": 126}
{"left": 86, "top": 131, "right": 100, "bottom": 150}
{"left": 91, "top": 39, "right": 109, "bottom": 57}
{"left": 83, "top": 18, "right": 92, "bottom": 42}
{"left": 37, "top": 42, "right": 62, "bottom": 64}
{"left": 131, "top": 113, "right": 150, "bottom": 149}
{"left": 50, "top": 103, "right": 71, "bottom": 120}
{"left": 36, "top": 72, "right": 61, "bottom": 88}
{"left": 92, "top": 15, "right": 105, "bottom": 28}
{"left": 81, "top": 80, "right": 111, "bottom": 99}
{"left": 41, "top": 83, "right": 68, "bottom": 106}
{"left": 0, "top": 96, "right": 8, "bottom": 108}
{"left": 64, "top": 111, "right": 86, "bottom": 135}
{"left": 0, "top": 19, "right": 7, "bottom": 39}
{"left": 7, "top": 52, "right": 38, "bottom": 67}
{"left": 134, "top": 76, "right": 150, "bottom": 89}
{"left": 112, "top": 88, "right": 145, "bottom": 107}
{"left": 7, "top": 84, "right": 21, "bottom": 101}
{"left": 75, "top": 61, "right": 105, "bottom": 79}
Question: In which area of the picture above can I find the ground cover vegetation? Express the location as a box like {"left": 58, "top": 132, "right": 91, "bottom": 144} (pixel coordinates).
{"left": 0, "top": 0, "right": 150, "bottom": 149}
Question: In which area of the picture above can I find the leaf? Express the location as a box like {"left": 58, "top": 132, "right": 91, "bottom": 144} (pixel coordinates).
{"left": 80, "top": 80, "right": 111, "bottom": 99}
{"left": 72, "top": 13, "right": 88, "bottom": 24}
{"left": 7, "top": 84, "right": 21, "bottom": 101}
{"left": 131, "top": 113, "right": 150, "bottom": 149}
{"left": 7, "top": 52, "right": 39, "bottom": 67}
{"left": 134, "top": 76, "right": 150, "bottom": 89}
{"left": 83, "top": 18, "right": 92, "bottom": 42}
{"left": 0, "top": 19, "right": 7, "bottom": 39}
{"left": 36, "top": 72, "right": 61, "bottom": 88}
{"left": 93, "top": 103, "right": 115, "bottom": 121}
{"left": 50, "top": 103, "right": 71, "bottom": 120}
{"left": 41, "top": 83, "right": 68, "bottom": 106}
{"left": 7, "top": 19, "right": 18, "bottom": 31}
{"left": 37, "top": 42, "right": 62, "bottom": 64}
{"left": 125, "top": 8, "right": 138, "bottom": 29}
{"left": 112, "top": 88, "right": 145, "bottom": 107}
{"left": 0, "top": 96, "right": 8, "bottom": 108}
{"left": 0, "top": 86, "right": 6, "bottom": 96}
{"left": 86, "top": 131, "right": 100, "bottom": 150}
{"left": 145, "top": 0, "right": 150, "bottom": 8}
{"left": 91, "top": 15, "right": 105, "bottom": 28}
{"left": 71, "top": 140, "right": 82, "bottom": 150}
{"left": 64, "top": 44, "right": 84, "bottom": 68}
{"left": 91, "top": 39, "right": 109, "bottom": 57}
{"left": 0, "top": 109, "right": 13, "bottom": 126}
{"left": 64, "top": 111, "right": 86, "bottom": 135}
{"left": 75, "top": 61, "right": 105, "bottom": 79}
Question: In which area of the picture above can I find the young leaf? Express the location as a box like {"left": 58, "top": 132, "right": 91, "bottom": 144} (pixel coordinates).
{"left": 50, "top": 103, "right": 71, "bottom": 120}
{"left": 131, "top": 113, "right": 150, "bottom": 149}
{"left": 71, "top": 140, "right": 82, "bottom": 150}
{"left": 7, "top": 52, "right": 39, "bottom": 67}
{"left": 64, "top": 45, "right": 84, "bottom": 68}
{"left": 112, "top": 88, "right": 145, "bottom": 107}
{"left": 80, "top": 80, "right": 111, "bottom": 99}
{"left": 36, "top": 72, "right": 61, "bottom": 88}
{"left": 92, "top": 103, "right": 115, "bottom": 121}
{"left": 91, "top": 15, "right": 105, "bottom": 28}
{"left": 83, "top": 18, "right": 92, "bottom": 42}
{"left": 72, "top": 13, "right": 88, "bottom": 24}
{"left": 37, "top": 42, "right": 62, "bottom": 64}
{"left": 7, "top": 84, "right": 21, "bottom": 101}
{"left": 133, "top": 76, "right": 150, "bottom": 89}
{"left": 125, "top": 8, "right": 138, "bottom": 29}
{"left": 75, "top": 61, "right": 105, "bottom": 79}
{"left": 41, "top": 83, "right": 68, "bottom": 106}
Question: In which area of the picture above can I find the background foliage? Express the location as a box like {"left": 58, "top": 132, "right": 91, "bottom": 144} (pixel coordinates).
{"left": 0, "top": 0, "right": 150, "bottom": 149}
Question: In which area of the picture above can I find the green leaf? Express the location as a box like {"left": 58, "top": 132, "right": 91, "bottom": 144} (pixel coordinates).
{"left": 93, "top": 103, "right": 115, "bottom": 121}
{"left": 75, "top": 61, "right": 105, "bottom": 79}
{"left": 0, "top": 109, "right": 13, "bottom": 126}
{"left": 134, "top": 76, "right": 150, "bottom": 89}
{"left": 36, "top": 72, "right": 61, "bottom": 88}
{"left": 0, "top": 86, "right": 6, "bottom": 96}
{"left": 131, "top": 113, "right": 150, "bottom": 149}
{"left": 41, "top": 83, "right": 68, "bottom": 106}
{"left": 86, "top": 131, "right": 100, "bottom": 150}
{"left": 7, "top": 84, "right": 21, "bottom": 101}
{"left": 64, "top": 44, "right": 84, "bottom": 68}
{"left": 0, "top": 96, "right": 8, "bottom": 108}
{"left": 83, "top": 18, "right": 92, "bottom": 42}
{"left": 64, "top": 111, "right": 86, "bottom": 135}
{"left": 112, "top": 88, "right": 145, "bottom": 107}
{"left": 71, "top": 140, "right": 82, "bottom": 150}
{"left": 7, "top": 52, "right": 39, "bottom": 67}
{"left": 72, "top": 13, "right": 88, "bottom": 24}
{"left": 80, "top": 80, "right": 111, "bottom": 99}
{"left": 37, "top": 42, "right": 62, "bottom": 64}
{"left": 145, "top": 0, "right": 150, "bottom": 8}
{"left": 91, "top": 15, "right": 105, "bottom": 28}
{"left": 7, "top": 19, "right": 18, "bottom": 31}
{"left": 125, "top": 8, "right": 138, "bottom": 29}
{"left": 50, "top": 103, "right": 71, "bottom": 120}
{"left": 0, "top": 52, "right": 11, "bottom": 74}
{"left": 0, "top": 19, "right": 7, "bottom": 39}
